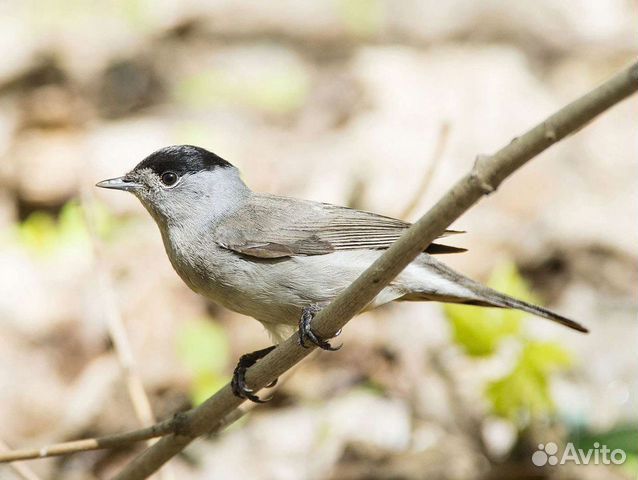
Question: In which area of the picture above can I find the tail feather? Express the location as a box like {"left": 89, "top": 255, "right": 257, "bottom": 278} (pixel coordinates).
{"left": 411, "top": 255, "right": 589, "bottom": 333}
{"left": 469, "top": 290, "right": 589, "bottom": 333}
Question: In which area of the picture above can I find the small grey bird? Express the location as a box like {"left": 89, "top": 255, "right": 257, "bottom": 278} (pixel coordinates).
{"left": 97, "top": 145, "right": 587, "bottom": 402}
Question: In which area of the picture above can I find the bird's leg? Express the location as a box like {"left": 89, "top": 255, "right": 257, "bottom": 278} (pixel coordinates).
{"left": 231, "top": 345, "right": 277, "bottom": 403}
{"left": 298, "top": 304, "right": 342, "bottom": 351}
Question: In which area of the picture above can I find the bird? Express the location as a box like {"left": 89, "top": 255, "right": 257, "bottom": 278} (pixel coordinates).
{"left": 97, "top": 145, "right": 588, "bottom": 402}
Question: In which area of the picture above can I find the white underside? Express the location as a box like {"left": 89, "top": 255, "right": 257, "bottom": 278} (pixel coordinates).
{"left": 174, "top": 248, "right": 474, "bottom": 343}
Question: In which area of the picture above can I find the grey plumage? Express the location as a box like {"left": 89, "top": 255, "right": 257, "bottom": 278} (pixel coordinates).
{"left": 214, "top": 193, "right": 467, "bottom": 257}
{"left": 97, "top": 145, "right": 588, "bottom": 344}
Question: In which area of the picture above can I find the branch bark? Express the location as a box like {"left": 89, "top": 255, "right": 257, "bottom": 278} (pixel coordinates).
{"left": 1, "top": 61, "right": 634, "bottom": 479}
{"left": 0, "top": 420, "right": 175, "bottom": 463}
{"left": 0, "top": 408, "right": 246, "bottom": 463}
{"left": 0, "top": 439, "right": 42, "bottom": 480}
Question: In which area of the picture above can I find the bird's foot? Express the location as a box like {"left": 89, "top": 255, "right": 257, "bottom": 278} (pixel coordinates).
{"left": 298, "top": 304, "right": 342, "bottom": 351}
{"left": 231, "top": 345, "right": 278, "bottom": 403}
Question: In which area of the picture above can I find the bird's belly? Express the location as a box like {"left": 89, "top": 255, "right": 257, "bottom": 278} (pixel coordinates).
{"left": 170, "top": 253, "right": 308, "bottom": 326}
{"left": 202, "top": 253, "right": 378, "bottom": 320}
{"left": 203, "top": 280, "right": 301, "bottom": 326}
{"left": 169, "top": 246, "right": 411, "bottom": 325}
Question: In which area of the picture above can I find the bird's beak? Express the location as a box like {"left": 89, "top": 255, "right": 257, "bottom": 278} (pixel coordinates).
{"left": 96, "top": 176, "right": 141, "bottom": 192}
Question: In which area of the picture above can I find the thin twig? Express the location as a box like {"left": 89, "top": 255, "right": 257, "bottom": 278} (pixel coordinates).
{"left": 82, "top": 194, "right": 158, "bottom": 429}
{"left": 0, "top": 419, "right": 175, "bottom": 463}
{"left": 111, "top": 62, "right": 637, "bottom": 480}
{"left": 0, "top": 439, "right": 42, "bottom": 480}
{"left": 82, "top": 194, "right": 172, "bottom": 480}
{"left": 399, "top": 122, "right": 451, "bottom": 220}
{"left": 0, "top": 407, "right": 250, "bottom": 464}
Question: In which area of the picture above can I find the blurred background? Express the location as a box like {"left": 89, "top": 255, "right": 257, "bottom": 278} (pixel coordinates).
{"left": 0, "top": 1, "right": 636, "bottom": 479}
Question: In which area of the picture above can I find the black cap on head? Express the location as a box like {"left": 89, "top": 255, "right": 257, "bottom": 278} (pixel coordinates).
{"left": 134, "top": 145, "right": 233, "bottom": 177}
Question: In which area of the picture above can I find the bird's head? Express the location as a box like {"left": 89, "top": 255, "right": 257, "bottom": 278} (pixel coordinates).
{"left": 97, "top": 145, "right": 249, "bottom": 227}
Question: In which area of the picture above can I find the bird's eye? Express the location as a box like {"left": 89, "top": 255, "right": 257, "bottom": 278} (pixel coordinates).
{"left": 160, "top": 171, "right": 178, "bottom": 186}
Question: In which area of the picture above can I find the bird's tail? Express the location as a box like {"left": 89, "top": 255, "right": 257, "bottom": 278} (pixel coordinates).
{"left": 408, "top": 256, "right": 589, "bottom": 333}
{"left": 459, "top": 287, "right": 589, "bottom": 333}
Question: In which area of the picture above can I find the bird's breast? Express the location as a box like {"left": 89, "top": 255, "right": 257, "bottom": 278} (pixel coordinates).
{"left": 161, "top": 226, "right": 302, "bottom": 323}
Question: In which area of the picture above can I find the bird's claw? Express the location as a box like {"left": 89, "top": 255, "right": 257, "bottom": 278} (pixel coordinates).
{"left": 298, "top": 305, "right": 343, "bottom": 351}
{"left": 230, "top": 346, "right": 277, "bottom": 403}
{"left": 231, "top": 365, "right": 266, "bottom": 403}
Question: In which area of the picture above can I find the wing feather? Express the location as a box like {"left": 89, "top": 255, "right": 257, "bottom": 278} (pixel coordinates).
{"left": 214, "top": 194, "right": 466, "bottom": 259}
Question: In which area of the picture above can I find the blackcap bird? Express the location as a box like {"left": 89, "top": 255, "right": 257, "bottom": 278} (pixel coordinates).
{"left": 97, "top": 145, "right": 587, "bottom": 402}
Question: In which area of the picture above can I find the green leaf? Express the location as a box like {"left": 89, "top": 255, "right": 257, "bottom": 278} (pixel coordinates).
{"left": 622, "top": 455, "right": 638, "bottom": 475}
{"left": 57, "top": 201, "right": 91, "bottom": 250}
{"left": 177, "top": 319, "right": 229, "bottom": 374}
{"left": 84, "top": 199, "right": 120, "bottom": 240}
{"left": 190, "top": 371, "right": 229, "bottom": 406}
{"left": 485, "top": 341, "right": 572, "bottom": 423}
{"left": 569, "top": 425, "right": 638, "bottom": 456}
{"left": 521, "top": 341, "right": 572, "bottom": 374}
{"left": 15, "top": 200, "right": 126, "bottom": 257}
{"left": 444, "top": 262, "right": 539, "bottom": 357}
{"left": 17, "top": 211, "right": 59, "bottom": 256}
{"left": 176, "top": 319, "right": 230, "bottom": 405}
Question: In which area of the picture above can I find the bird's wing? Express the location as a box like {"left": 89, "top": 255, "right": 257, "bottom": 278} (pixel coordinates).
{"left": 214, "top": 194, "right": 466, "bottom": 259}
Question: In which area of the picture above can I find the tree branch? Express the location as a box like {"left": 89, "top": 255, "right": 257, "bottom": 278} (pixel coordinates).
{"left": 0, "top": 408, "right": 246, "bottom": 464}
{"left": 112, "top": 60, "right": 636, "bottom": 480}
{"left": 83, "top": 195, "right": 172, "bottom": 480}
{"left": 0, "top": 439, "right": 42, "bottom": 480}
{"left": 0, "top": 420, "right": 175, "bottom": 463}
{"left": 1, "top": 61, "right": 634, "bottom": 479}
